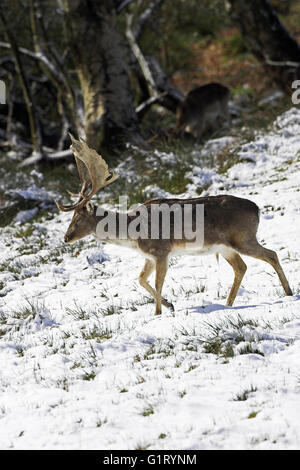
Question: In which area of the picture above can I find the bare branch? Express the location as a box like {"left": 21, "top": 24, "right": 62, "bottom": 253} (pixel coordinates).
{"left": 126, "top": 13, "right": 158, "bottom": 97}
{"left": 0, "top": 41, "right": 64, "bottom": 80}
{"left": 18, "top": 148, "right": 73, "bottom": 167}
{"left": 145, "top": 56, "right": 184, "bottom": 112}
{"left": 266, "top": 58, "right": 300, "bottom": 68}
{"left": 116, "top": 0, "right": 136, "bottom": 14}
{"left": 135, "top": 0, "right": 165, "bottom": 40}
{"left": 135, "top": 91, "right": 167, "bottom": 117}
{"left": 125, "top": 1, "right": 182, "bottom": 117}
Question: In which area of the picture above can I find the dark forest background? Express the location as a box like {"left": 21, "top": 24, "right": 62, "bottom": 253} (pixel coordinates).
{"left": 0, "top": 0, "right": 299, "bottom": 225}
{"left": 0, "top": 0, "right": 299, "bottom": 159}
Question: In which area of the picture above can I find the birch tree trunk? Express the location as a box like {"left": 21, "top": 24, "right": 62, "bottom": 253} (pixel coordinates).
{"left": 228, "top": 0, "right": 300, "bottom": 92}
{"left": 63, "top": 0, "right": 140, "bottom": 151}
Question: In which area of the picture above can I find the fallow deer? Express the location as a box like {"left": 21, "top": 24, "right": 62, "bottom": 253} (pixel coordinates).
{"left": 173, "top": 83, "right": 231, "bottom": 140}
{"left": 56, "top": 135, "right": 292, "bottom": 315}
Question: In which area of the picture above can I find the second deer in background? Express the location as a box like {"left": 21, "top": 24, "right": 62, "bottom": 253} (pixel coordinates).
{"left": 173, "top": 83, "right": 231, "bottom": 140}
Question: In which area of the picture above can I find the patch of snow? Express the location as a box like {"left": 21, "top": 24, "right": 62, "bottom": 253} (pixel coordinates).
{"left": 201, "top": 136, "right": 237, "bottom": 158}
{"left": 14, "top": 208, "right": 38, "bottom": 223}
{"left": 7, "top": 185, "right": 56, "bottom": 202}
{"left": 142, "top": 185, "right": 172, "bottom": 199}
{"left": 0, "top": 107, "right": 299, "bottom": 450}
{"left": 258, "top": 90, "right": 284, "bottom": 107}
{"left": 86, "top": 249, "right": 109, "bottom": 265}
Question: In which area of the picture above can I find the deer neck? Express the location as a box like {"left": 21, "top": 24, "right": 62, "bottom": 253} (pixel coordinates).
{"left": 92, "top": 205, "right": 138, "bottom": 249}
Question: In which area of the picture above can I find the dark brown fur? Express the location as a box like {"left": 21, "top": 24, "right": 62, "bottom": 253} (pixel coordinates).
{"left": 173, "top": 83, "right": 231, "bottom": 139}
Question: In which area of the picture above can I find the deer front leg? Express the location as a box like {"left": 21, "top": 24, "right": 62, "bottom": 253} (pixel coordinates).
{"left": 139, "top": 258, "right": 174, "bottom": 314}
{"left": 222, "top": 252, "right": 247, "bottom": 306}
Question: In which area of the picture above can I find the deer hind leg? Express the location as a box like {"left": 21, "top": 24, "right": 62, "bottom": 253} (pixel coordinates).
{"left": 222, "top": 251, "right": 247, "bottom": 306}
{"left": 235, "top": 240, "right": 293, "bottom": 297}
{"left": 154, "top": 257, "right": 173, "bottom": 315}
{"left": 139, "top": 258, "right": 174, "bottom": 314}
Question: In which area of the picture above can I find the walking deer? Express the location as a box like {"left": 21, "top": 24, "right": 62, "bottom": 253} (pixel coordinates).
{"left": 173, "top": 83, "right": 231, "bottom": 140}
{"left": 56, "top": 135, "right": 292, "bottom": 315}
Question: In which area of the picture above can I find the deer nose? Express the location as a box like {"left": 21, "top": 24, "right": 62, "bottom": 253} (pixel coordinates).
{"left": 64, "top": 234, "right": 69, "bottom": 243}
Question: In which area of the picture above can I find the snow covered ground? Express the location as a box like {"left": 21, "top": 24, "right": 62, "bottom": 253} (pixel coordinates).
{"left": 0, "top": 108, "right": 300, "bottom": 450}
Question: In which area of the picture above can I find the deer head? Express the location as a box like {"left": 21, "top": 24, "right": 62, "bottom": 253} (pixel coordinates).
{"left": 56, "top": 134, "right": 119, "bottom": 243}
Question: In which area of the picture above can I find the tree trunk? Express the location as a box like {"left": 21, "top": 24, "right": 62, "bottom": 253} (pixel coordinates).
{"left": 228, "top": 0, "right": 300, "bottom": 92}
{"left": 63, "top": 0, "right": 141, "bottom": 151}
{"left": 0, "top": 4, "right": 43, "bottom": 157}
{"left": 29, "top": 0, "right": 80, "bottom": 147}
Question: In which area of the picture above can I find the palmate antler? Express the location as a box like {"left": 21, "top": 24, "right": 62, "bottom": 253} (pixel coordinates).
{"left": 56, "top": 134, "right": 119, "bottom": 212}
